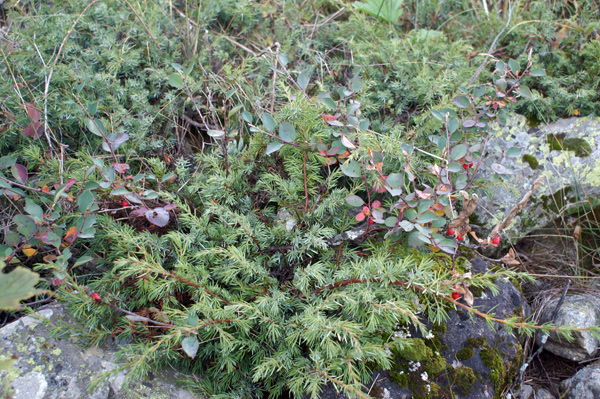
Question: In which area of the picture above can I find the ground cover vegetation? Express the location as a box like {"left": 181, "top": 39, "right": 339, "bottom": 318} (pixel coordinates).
{"left": 1, "top": 0, "right": 599, "bottom": 397}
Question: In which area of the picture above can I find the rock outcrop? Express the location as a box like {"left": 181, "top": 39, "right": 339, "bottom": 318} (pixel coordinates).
{"left": 0, "top": 304, "right": 198, "bottom": 399}
{"left": 474, "top": 115, "right": 600, "bottom": 238}
{"left": 535, "top": 293, "right": 600, "bottom": 362}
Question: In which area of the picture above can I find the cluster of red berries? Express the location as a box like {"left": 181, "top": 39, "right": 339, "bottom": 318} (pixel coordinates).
{"left": 462, "top": 162, "right": 474, "bottom": 169}
{"left": 446, "top": 228, "right": 464, "bottom": 242}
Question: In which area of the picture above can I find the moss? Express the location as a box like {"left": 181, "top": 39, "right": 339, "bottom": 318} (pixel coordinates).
{"left": 447, "top": 366, "right": 477, "bottom": 392}
{"left": 522, "top": 153, "right": 539, "bottom": 169}
{"left": 480, "top": 344, "right": 506, "bottom": 398}
{"left": 389, "top": 370, "right": 410, "bottom": 387}
{"left": 431, "top": 322, "right": 447, "bottom": 334}
{"left": 465, "top": 337, "right": 486, "bottom": 348}
{"left": 369, "top": 384, "right": 384, "bottom": 398}
{"left": 547, "top": 134, "right": 593, "bottom": 157}
{"left": 469, "top": 284, "right": 484, "bottom": 298}
{"left": 455, "top": 347, "right": 474, "bottom": 361}
{"left": 395, "top": 339, "right": 429, "bottom": 362}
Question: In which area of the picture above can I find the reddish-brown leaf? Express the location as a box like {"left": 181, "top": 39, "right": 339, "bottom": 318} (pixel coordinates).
{"left": 11, "top": 164, "right": 28, "bottom": 183}
{"left": 25, "top": 103, "right": 41, "bottom": 122}
{"left": 112, "top": 163, "right": 130, "bottom": 173}
{"left": 22, "top": 122, "right": 45, "bottom": 139}
{"left": 63, "top": 226, "right": 79, "bottom": 246}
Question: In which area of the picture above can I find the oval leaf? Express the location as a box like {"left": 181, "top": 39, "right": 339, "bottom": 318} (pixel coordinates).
{"left": 278, "top": 122, "right": 296, "bottom": 142}
{"left": 181, "top": 336, "right": 199, "bottom": 358}
{"left": 345, "top": 195, "right": 364, "bottom": 207}
{"left": 22, "top": 122, "right": 45, "bottom": 140}
{"left": 266, "top": 142, "right": 283, "bottom": 155}
{"left": 145, "top": 207, "right": 170, "bottom": 227}
{"left": 450, "top": 144, "right": 467, "bottom": 161}
{"left": 261, "top": 113, "right": 276, "bottom": 132}
{"left": 168, "top": 72, "right": 184, "bottom": 89}
{"left": 340, "top": 160, "right": 362, "bottom": 178}
{"left": 11, "top": 164, "right": 28, "bottom": 183}
{"left": 453, "top": 95, "right": 471, "bottom": 109}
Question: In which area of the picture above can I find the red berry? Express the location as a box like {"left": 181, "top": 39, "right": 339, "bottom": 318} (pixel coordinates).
{"left": 456, "top": 235, "right": 464, "bottom": 241}
{"left": 92, "top": 293, "right": 101, "bottom": 302}
{"left": 452, "top": 292, "right": 460, "bottom": 300}
{"left": 492, "top": 237, "right": 500, "bottom": 245}
{"left": 368, "top": 219, "right": 375, "bottom": 225}
{"left": 447, "top": 228, "right": 455, "bottom": 235}
{"left": 463, "top": 164, "right": 468, "bottom": 169}
{"left": 469, "top": 162, "right": 474, "bottom": 168}
{"left": 122, "top": 200, "right": 130, "bottom": 207}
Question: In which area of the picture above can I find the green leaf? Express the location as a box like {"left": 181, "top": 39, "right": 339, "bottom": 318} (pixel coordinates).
{"left": 85, "top": 118, "right": 106, "bottom": 137}
{"left": 447, "top": 117, "right": 459, "bottom": 134}
{"left": 13, "top": 214, "right": 36, "bottom": 238}
{"left": 241, "top": 111, "right": 253, "bottom": 123}
{"left": 78, "top": 190, "right": 95, "bottom": 213}
{"left": 188, "top": 313, "right": 199, "bottom": 327}
{"left": 261, "top": 113, "right": 276, "bottom": 132}
{"left": 385, "top": 173, "right": 404, "bottom": 196}
{"left": 508, "top": 58, "right": 520, "bottom": 74}
{"left": 0, "top": 265, "right": 42, "bottom": 310}
{"left": 473, "top": 87, "right": 486, "bottom": 98}
{"left": 416, "top": 211, "right": 438, "bottom": 224}
{"left": 529, "top": 68, "right": 546, "bottom": 77}
{"left": 25, "top": 200, "right": 44, "bottom": 222}
{"left": 87, "top": 102, "right": 98, "bottom": 116}
{"left": 450, "top": 144, "right": 467, "bottom": 160}
{"left": 453, "top": 95, "right": 471, "bottom": 109}
{"left": 297, "top": 72, "right": 310, "bottom": 91}
{"left": 340, "top": 160, "right": 362, "bottom": 178}
{"left": 207, "top": 130, "right": 225, "bottom": 138}
{"left": 0, "top": 156, "right": 17, "bottom": 170}
{"left": 168, "top": 72, "right": 184, "bottom": 89}
{"left": 354, "top": 0, "right": 404, "bottom": 23}
{"left": 278, "top": 122, "right": 296, "bottom": 142}
{"left": 447, "top": 162, "right": 462, "bottom": 172}
{"left": 278, "top": 53, "right": 288, "bottom": 67}
{"left": 495, "top": 61, "right": 505, "bottom": 73}
{"left": 430, "top": 110, "right": 443, "bottom": 121}
{"left": 384, "top": 217, "right": 397, "bottom": 227}
{"left": 320, "top": 97, "right": 337, "bottom": 111}
{"left": 73, "top": 256, "right": 93, "bottom": 268}
{"left": 110, "top": 187, "right": 130, "bottom": 196}
{"left": 506, "top": 147, "right": 521, "bottom": 157}
{"left": 345, "top": 195, "right": 364, "bottom": 207}
{"left": 516, "top": 86, "right": 533, "bottom": 99}
{"left": 266, "top": 142, "right": 283, "bottom": 155}
{"left": 181, "top": 336, "right": 199, "bottom": 358}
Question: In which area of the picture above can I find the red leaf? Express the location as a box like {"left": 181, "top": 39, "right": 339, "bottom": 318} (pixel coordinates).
{"left": 22, "top": 122, "right": 45, "bottom": 139}
{"left": 25, "top": 103, "right": 41, "bottom": 122}
{"left": 163, "top": 204, "right": 177, "bottom": 211}
{"left": 112, "top": 163, "right": 130, "bottom": 173}
{"left": 11, "top": 164, "right": 28, "bottom": 183}
{"left": 356, "top": 212, "right": 366, "bottom": 222}
{"left": 64, "top": 178, "right": 77, "bottom": 190}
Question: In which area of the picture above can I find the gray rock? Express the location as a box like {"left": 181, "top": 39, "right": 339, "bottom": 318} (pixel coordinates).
{"left": 319, "top": 258, "right": 530, "bottom": 399}
{"left": 535, "top": 294, "right": 600, "bottom": 361}
{"left": 516, "top": 383, "right": 533, "bottom": 399}
{"left": 560, "top": 361, "right": 600, "bottom": 399}
{"left": 535, "top": 387, "right": 556, "bottom": 399}
{"left": 0, "top": 304, "right": 200, "bottom": 399}
{"left": 430, "top": 257, "right": 530, "bottom": 399}
{"left": 474, "top": 115, "right": 600, "bottom": 238}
